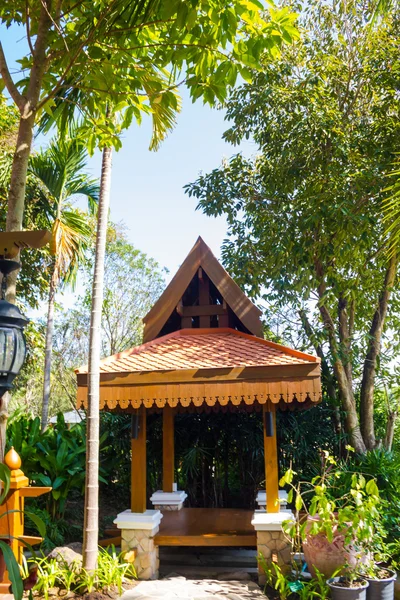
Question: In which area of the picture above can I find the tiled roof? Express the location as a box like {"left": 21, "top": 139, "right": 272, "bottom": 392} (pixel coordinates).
{"left": 76, "top": 328, "right": 318, "bottom": 375}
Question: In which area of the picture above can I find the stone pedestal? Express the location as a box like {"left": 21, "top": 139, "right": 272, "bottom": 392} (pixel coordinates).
{"left": 150, "top": 489, "right": 187, "bottom": 511}
{"left": 256, "top": 490, "right": 289, "bottom": 511}
{"left": 114, "top": 510, "right": 163, "bottom": 580}
{"left": 252, "top": 511, "right": 294, "bottom": 585}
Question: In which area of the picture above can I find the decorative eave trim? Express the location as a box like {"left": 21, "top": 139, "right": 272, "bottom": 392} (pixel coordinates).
{"left": 76, "top": 375, "right": 322, "bottom": 412}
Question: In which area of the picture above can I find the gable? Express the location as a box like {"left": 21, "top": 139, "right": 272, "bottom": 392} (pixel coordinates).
{"left": 143, "top": 237, "right": 263, "bottom": 342}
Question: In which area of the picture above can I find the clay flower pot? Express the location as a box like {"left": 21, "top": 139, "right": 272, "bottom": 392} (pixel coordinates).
{"left": 303, "top": 515, "right": 358, "bottom": 578}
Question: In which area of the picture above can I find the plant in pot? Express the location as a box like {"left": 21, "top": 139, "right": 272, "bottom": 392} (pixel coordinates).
{"left": 356, "top": 541, "right": 397, "bottom": 600}
{"left": 327, "top": 566, "right": 370, "bottom": 600}
{"left": 280, "top": 450, "right": 383, "bottom": 581}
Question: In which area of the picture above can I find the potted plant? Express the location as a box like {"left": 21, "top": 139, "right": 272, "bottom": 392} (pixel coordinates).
{"left": 280, "top": 450, "right": 383, "bottom": 579}
{"left": 327, "top": 570, "right": 370, "bottom": 600}
{"left": 357, "top": 557, "right": 397, "bottom": 600}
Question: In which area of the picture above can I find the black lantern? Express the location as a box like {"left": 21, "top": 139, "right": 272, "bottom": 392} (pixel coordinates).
{"left": 0, "top": 259, "right": 28, "bottom": 398}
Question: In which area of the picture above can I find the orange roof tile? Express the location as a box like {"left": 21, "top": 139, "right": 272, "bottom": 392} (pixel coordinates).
{"left": 76, "top": 328, "right": 319, "bottom": 375}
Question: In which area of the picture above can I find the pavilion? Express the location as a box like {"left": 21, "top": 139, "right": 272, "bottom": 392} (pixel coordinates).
{"left": 76, "top": 237, "right": 321, "bottom": 580}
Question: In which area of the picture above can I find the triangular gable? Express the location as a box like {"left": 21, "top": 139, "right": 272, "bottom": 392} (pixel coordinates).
{"left": 143, "top": 237, "right": 263, "bottom": 342}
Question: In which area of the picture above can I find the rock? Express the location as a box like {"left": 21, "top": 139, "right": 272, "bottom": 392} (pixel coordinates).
{"left": 47, "top": 546, "right": 82, "bottom": 567}
{"left": 66, "top": 542, "right": 83, "bottom": 554}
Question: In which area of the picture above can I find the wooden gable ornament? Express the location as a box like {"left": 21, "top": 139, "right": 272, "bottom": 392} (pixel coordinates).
{"left": 143, "top": 236, "right": 263, "bottom": 342}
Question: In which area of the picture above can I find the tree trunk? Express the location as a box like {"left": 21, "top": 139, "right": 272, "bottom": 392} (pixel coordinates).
{"left": 0, "top": 110, "right": 37, "bottom": 462}
{"left": 83, "top": 146, "right": 113, "bottom": 572}
{"left": 314, "top": 261, "right": 366, "bottom": 453}
{"left": 360, "top": 254, "right": 398, "bottom": 450}
{"left": 0, "top": 3, "right": 52, "bottom": 462}
{"left": 41, "top": 263, "right": 57, "bottom": 433}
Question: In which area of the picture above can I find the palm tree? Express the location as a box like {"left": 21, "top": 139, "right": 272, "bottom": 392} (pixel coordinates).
{"left": 29, "top": 134, "right": 99, "bottom": 432}
{"left": 83, "top": 81, "right": 181, "bottom": 569}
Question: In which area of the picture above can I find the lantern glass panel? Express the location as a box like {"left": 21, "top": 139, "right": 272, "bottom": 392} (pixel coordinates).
{"left": 12, "top": 329, "right": 26, "bottom": 375}
{"left": 0, "top": 327, "right": 15, "bottom": 374}
{"left": 0, "top": 327, "right": 26, "bottom": 376}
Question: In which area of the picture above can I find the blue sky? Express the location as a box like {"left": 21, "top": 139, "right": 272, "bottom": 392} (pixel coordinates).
{"left": 1, "top": 23, "right": 256, "bottom": 282}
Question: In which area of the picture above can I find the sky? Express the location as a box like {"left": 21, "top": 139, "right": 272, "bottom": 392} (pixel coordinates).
{"left": 0, "top": 23, "right": 256, "bottom": 291}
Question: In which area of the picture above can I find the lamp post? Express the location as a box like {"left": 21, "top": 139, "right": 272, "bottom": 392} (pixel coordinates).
{"left": 0, "top": 258, "right": 28, "bottom": 398}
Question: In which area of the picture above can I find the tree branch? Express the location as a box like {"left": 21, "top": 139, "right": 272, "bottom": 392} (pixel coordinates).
{"left": 0, "top": 43, "right": 24, "bottom": 110}
{"left": 360, "top": 253, "right": 398, "bottom": 449}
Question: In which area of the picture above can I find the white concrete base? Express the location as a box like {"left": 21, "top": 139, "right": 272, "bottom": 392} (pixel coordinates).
{"left": 256, "top": 490, "right": 288, "bottom": 510}
{"left": 150, "top": 490, "right": 187, "bottom": 511}
{"left": 251, "top": 510, "right": 294, "bottom": 531}
{"left": 114, "top": 509, "right": 163, "bottom": 533}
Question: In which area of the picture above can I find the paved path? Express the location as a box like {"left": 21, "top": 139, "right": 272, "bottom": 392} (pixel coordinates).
{"left": 121, "top": 575, "right": 265, "bottom": 600}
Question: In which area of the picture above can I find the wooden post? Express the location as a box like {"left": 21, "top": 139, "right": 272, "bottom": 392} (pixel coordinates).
{"left": 131, "top": 406, "right": 147, "bottom": 513}
{"left": 163, "top": 406, "right": 175, "bottom": 493}
{"left": 0, "top": 448, "right": 51, "bottom": 593}
{"left": 263, "top": 403, "right": 279, "bottom": 513}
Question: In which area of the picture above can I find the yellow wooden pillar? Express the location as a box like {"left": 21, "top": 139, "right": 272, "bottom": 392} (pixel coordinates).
{"left": 263, "top": 403, "right": 279, "bottom": 513}
{"left": 131, "top": 406, "right": 147, "bottom": 513}
{"left": 163, "top": 406, "right": 175, "bottom": 493}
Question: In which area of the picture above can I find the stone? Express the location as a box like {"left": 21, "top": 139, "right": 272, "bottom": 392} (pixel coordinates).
{"left": 66, "top": 542, "right": 83, "bottom": 554}
{"left": 47, "top": 546, "right": 82, "bottom": 567}
{"left": 276, "top": 538, "right": 289, "bottom": 551}
{"left": 258, "top": 531, "right": 271, "bottom": 543}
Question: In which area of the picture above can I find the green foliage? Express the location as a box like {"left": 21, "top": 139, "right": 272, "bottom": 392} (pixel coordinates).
{"left": 6, "top": 413, "right": 107, "bottom": 520}
{"left": 280, "top": 450, "right": 384, "bottom": 572}
{"left": 31, "top": 545, "right": 135, "bottom": 598}
{"left": 29, "top": 130, "right": 99, "bottom": 288}
{"left": 185, "top": 0, "right": 400, "bottom": 450}
{"left": 2, "top": 0, "right": 299, "bottom": 153}
{"left": 258, "top": 558, "right": 331, "bottom": 600}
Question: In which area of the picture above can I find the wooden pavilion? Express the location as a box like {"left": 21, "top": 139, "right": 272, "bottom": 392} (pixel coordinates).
{"left": 76, "top": 237, "right": 321, "bottom": 579}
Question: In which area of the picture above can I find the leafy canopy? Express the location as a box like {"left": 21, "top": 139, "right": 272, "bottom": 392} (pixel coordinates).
{"left": 186, "top": 0, "right": 400, "bottom": 376}
{"left": 1, "top": 0, "right": 300, "bottom": 151}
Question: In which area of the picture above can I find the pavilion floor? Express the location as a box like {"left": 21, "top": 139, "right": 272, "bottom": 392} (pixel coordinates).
{"left": 154, "top": 508, "right": 257, "bottom": 547}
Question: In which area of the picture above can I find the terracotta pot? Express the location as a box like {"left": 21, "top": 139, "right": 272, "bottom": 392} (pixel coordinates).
{"left": 303, "top": 515, "right": 357, "bottom": 578}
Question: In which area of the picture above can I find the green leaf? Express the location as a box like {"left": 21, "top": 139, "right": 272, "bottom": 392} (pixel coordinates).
{"left": 295, "top": 494, "right": 302, "bottom": 511}
{"left": 0, "top": 464, "right": 11, "bottom": 505}
{"left": 366, "top": 479, "right": 379, "bottom": 498}
{"left": 25, "top": 512, "right": 46, "bottom": 538}
{"left": 0, "top": 540, "right": 23, "bottom": 600}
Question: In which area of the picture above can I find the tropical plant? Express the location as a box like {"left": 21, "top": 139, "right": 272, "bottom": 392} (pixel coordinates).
{"left": 6, "top": 413, "right": 108, "bottom": 521}
{"left": 186, "top": 0, "right": 400, "bottom": 453}
{"left": 29, "top": 132, "right": 99, "bottom": 432}
{"left": 258, "top": 556, "right": 331, "bottom": 600}
{"left": 280, "top": 450, "right": 384, "bottom": 577}
{"left": 30, "top": 544, "right": 135, "bottom": 598}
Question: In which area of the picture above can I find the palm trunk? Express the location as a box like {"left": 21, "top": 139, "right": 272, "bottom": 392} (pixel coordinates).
{"left": 360, "top": 254, "right": 398, "bottom": 449}
{"left": 83, "top": 146, "right": 113, "bottom": 572}
{"left": 41, "top": 263, "right": 57, "bottom": 432}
